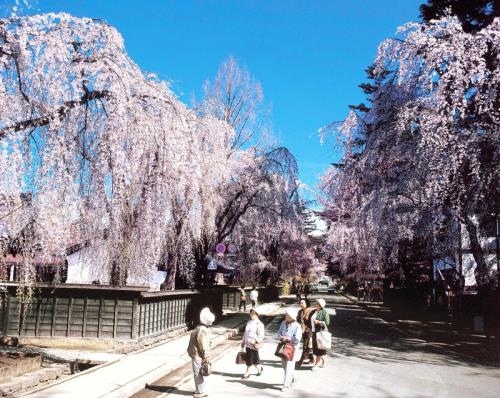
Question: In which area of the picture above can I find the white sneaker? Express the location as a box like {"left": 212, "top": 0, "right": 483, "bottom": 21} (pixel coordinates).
{"left": 281, "top": 386, "right": 289, "bottom": 392}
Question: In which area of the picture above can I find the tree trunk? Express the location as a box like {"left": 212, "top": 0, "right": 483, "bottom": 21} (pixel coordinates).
{"left": 193, "top": 235, "right": 213, "bottom": 287}
{"left": 161, "top": 254, "right": 177, "bottom": 290}
{"left": 464, "top": 214, "right": 489, "bottom": 287}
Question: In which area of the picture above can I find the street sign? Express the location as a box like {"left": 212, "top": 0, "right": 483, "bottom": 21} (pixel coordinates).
{"left": 207, "top": 259, "right": 217, "bottom": 270}
{"left": 215, "top": 243, "right": 226, "bottom": 254}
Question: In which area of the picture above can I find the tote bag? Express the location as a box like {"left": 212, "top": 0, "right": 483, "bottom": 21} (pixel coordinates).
{"left": 316, "top": 330, "right": 332, "bottom": 350}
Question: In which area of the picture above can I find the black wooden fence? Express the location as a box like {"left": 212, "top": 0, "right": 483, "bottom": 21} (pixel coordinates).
{"left": 0, "top": 284, "right": 280, "bottom": 340}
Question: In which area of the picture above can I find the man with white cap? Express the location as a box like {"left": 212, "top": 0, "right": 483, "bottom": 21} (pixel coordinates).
{"left": 187, "top": 307, "right": 215, "bottom": 398}
{"left": 277, "top": 307, "right": 302, "bottom": 392}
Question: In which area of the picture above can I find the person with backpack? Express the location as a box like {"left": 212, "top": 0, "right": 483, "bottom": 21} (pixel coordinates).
{"left": 187, "top": 307, "right": 215, "bottom": 398}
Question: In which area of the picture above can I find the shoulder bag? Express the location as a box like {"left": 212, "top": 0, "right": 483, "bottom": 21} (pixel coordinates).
{"left": 274, "top": 341, "right": 295, "bottom": 361}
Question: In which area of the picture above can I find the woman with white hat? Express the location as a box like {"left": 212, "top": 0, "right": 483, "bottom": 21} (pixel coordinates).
{"left": 310, "top": 298, "right": 330, "bottom": 371}
{"left": 187, "top": 307, "right": 215, "bottom": 398}
{"left": 277, "top": 307, "right": 302, "bottom": 392}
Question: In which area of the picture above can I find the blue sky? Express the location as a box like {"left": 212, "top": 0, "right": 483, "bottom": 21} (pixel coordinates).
{"left": 15, "top": 0, "right": 423, "bottom": 199}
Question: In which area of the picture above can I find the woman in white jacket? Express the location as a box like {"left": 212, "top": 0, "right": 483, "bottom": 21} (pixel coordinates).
{"left": 240, "top": 308, "right": 265, "bottom": 379}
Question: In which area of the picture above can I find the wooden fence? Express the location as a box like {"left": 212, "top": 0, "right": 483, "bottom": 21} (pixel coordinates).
{"left": 0, "top": 284, "right": 280, "bottom": 340}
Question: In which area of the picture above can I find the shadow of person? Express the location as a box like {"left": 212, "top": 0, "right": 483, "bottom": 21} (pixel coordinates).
{"left": 258, "top": 359, "right": 283, "bottom": 368}
{"left": 226, "top": 379, "right": 282, "bottom": 391}
{"left": 145, "top": 384, "right": 193, "bottom": 396}
{"left": 210, "top": 370, "right": 241, "bottom": 377}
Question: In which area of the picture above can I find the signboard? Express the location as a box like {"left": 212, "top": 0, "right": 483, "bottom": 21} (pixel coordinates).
{"left": 226, "top": 243, "right": 238, "bottom": 258}
{"left": 207, "top": 259, "right": 217, "bottom": 270}
{"left": 215, "top": 243, "right": 226, "bottom": 254}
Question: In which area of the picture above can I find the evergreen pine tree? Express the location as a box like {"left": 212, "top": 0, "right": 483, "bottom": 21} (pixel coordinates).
{"left": 419, "top": 0, "right": 499, "bottom": 32}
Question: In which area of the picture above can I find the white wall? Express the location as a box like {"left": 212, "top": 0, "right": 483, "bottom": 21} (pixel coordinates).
{"left": 66, "top": 246, "right": 110, "bottom": 284}
{"left": 67, "top": 246, "right": 167, "bottom": 290}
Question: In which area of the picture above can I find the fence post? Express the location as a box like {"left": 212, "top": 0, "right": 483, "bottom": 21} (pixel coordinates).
{"left": 66, "top": 297, "right": 72, "bottom": 337}
{"left": 50, "top": 297, "right": 57, "bottom": 337}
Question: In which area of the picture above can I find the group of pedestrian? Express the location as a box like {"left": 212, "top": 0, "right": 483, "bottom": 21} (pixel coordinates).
{"left": 277, "top": 298, "right": 330, "bottom": 392}
{"left": 187, "top": 296, "right": 331, "bottom": 396}
{"left": 291, "top": 279, "right": 310, "bottom": 303}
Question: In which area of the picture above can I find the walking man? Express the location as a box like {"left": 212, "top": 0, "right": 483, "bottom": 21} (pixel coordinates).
{"left": 238, "top": 285, "right": 247, "bottom": 312}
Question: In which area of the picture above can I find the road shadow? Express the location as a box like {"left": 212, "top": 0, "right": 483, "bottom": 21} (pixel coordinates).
{"left": 314, "top": 294, "right": 500, "bottom": 369}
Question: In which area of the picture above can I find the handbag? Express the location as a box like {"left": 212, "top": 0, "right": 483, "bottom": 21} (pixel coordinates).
{"left": 201, "top": 358, "right": 212, "bottom": 376}
{"left": 316, "top": 330, "right": 332, "bottom": 350}
{"left": 235, "top": 350, "right": 247, "bottom": 364}
{"left": 274, "top": 342, "right": 295, "bottom": 361}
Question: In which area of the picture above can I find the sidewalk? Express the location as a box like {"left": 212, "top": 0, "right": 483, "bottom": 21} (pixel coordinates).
{"left": 343, "top": 293, "right": 500, "bottom": 364}
{"left": 25, "top": 302, "right": 282, "bottom": 398}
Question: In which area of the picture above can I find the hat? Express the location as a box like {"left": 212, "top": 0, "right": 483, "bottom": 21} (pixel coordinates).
{"left": 284, "top": 307, "right": 298, "bottom": 319}
{"left": 316, "top": 298, "right": 326, "bottom": 308}
{"left": 200, "top": 307, "right": 215, "bottom": 326}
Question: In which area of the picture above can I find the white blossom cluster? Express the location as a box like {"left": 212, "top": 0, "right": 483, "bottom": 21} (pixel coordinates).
{"left": 320, "top": 16, "right": 499, "bottom": 283}
{"left": 0, "top": 14, "right": 311, "bottom": 289}
{"left": 0, "top": 13, "right": 234, "bottom": 285}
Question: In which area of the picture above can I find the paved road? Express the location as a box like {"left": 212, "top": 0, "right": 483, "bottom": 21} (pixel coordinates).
{"left": 135, "top": 294, "right": 500, "bottom": 398}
